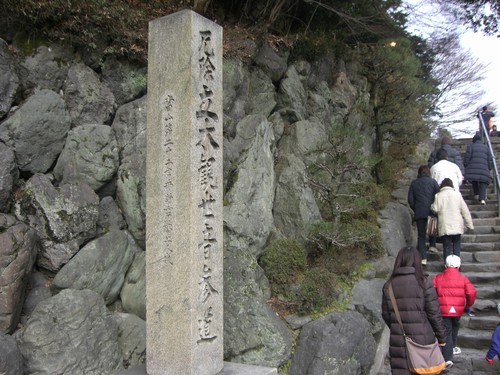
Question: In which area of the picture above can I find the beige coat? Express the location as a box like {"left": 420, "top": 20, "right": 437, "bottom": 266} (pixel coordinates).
{"left": 431, "top": 186, "right": 474, "bottom": 235}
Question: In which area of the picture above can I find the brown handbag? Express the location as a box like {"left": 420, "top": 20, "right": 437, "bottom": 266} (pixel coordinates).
{"left": 388, "top": 283, "right": 445, "bottom": 375}
{"left": 426, "top": 215, "right": 438, "bottom": 237}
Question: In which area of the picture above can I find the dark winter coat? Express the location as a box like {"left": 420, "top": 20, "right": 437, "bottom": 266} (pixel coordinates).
{"left": 428, "top": 144, "right": 465, "bottom": 174}
{"left": 407, "top": 175, "right": 440, "bottom": 220}
{"left": 382, "top": 267, "right": 446, "bottom": 375}
{"left": 464, "top": 138, "right": 493, "bottom": 184}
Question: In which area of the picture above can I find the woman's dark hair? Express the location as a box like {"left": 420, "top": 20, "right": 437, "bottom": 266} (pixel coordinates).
{"left": 389, "top": 246, "right": 426, "bottom": 289}
{"left": 440, "top": 178, "right": 453, "bottom": 189}
{"left": 417, "top": 165, "right": 430, "bottom": 177}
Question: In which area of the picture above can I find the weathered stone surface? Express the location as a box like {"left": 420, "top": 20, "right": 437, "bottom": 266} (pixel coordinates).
{"left": 224, "top": 115, "right": 276, "bottom": 252}
{"left": 21, "top": 270, "right": 52, "bottom": 324}
{"left": 222, "top": 59, "right": 276, "bottom": 138}
{"left": 101, "top": 56, "right": 147, "bottom": 106}
{"left": 0, "top": 89, "right": 70, "bottom": 173}
{"left": 64, "top": 62, "right": 116, "bottom": 127}
{"left": 378, "top": 202, "right": 413, "bottom": 257}
{"left": 16, "top": 289, "right": 123, "bottom": 375}
{"left": 290, "top": 311, "right": 377, "bottom": 375}
{"left": 53, "top": 124, "right": 119, "bottom": 190}
{"left": 0, "top": 142, "right": 17, "bottom": 212}
{"left": 120, "top": 250, "right": 145, "bottom": 320}
{"left": 0, "top": 332, "right": 23, "bottom": 375}
{"left": 223, "top": 114, "right": 292, "bottom": 367}
{"left": 254, "top": 43, "right": 288, "bottom": 83}
{"left": 111, "top": 96, "right": 146, "bottom": 162}
{"left": 14, "top": 174, "right": 99, "bottom": 271}
{"left": 52, "top": 230, "right": 139, "bottom": 305}
{"left": 0, "top": 38, "right": 19, "bottom": 119}
{"left": 0, "top": 214, "right": 39, "bottom": 333}
{"left": 20, "top": 44, "right": 73, "bottom": 95}
{"left": 97, "top": 196, "right": 127, "bottom": 236}
{"left": 273, "top": 150, "right": 321, "bottom": 239}
{"left": 276, "top": 64, "right": 308, "bottom": 119}
{"left": 348, "top": 278, "right": 386, "bottom": 334}
{"left": 116, "top": 158, "right": 145, "bottom": 248}
{"left": 112, "top": 312, "right": 146, "bottom": 368}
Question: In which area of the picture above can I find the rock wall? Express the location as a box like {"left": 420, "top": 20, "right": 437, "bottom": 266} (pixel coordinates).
{"left": 0, "top": 34, "right": 417, "bottom": 374}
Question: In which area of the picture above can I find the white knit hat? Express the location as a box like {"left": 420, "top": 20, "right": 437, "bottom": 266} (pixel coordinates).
{"left": 445, "top": 255, "right": 461, "bottom": 268}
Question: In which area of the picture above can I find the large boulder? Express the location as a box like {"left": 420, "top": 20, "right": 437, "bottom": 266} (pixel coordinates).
{"left": 378, "top": 202, "right": 413, "bottom": 257}
{"left": 0, "top": 38, "right": 19, "bottom": 119}
{"left": 120, "top": 250, "right": 145, "bottom": 320}
{"left": 64, "top": 62, "right": 116, "bottom": 127}
{"left": 53, "top": 124, "right": 120, "bottom": 191}
{"left": 101, "top": 56, "right": 147, "bottom": 106}
{"left": 52, "top": 230, "right": 139, "bottom": 305}
{"left": 111, "top": 96, "right": 146, "bottom": 162}
{"left": 112, "top": 312, "right": 146, "bottom": 369}
{"left": 222, "top": 59, "right": 276, "bottom": 139}
{"left": 0, "top": 332, "right": 23, "bottom": 375}
{"left": 116, "top": 157, "right": 146, "bottom": 248}
{"left": 19, "top": 44, "right": 73, "bottom": 96}
{"left": 0, "top": 89, "right": 71, "bottom": 173}
{"left": 97, "top": 196, "right": 127, "bottom": 236}
{"left": 223, "top": 114, "right": 292, "bottom": 367}
{"left": 0, "top": 214, "right": 39, "bottom": 333}
{"left": 290, "top": 311, "right": 377, "bottom": 375}
{"left": 14, "top": 174, "right": 99, "bottom": 272}
{"left": 0, "top": 142, "right": 18, "bottom": 212}
{"left": 15, "top": 289, "right": 123, "bottom": 375}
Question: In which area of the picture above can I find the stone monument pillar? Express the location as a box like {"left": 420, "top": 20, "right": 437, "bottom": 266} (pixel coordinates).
{"left": 146, "top": 10, "right": 223, "bottom": 375}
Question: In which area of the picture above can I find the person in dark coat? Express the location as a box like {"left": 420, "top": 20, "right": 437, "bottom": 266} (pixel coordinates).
{"left": 382, "top": 247, "right": 447, "bottom": 375}
{"left": 407, "top": 165, "right": 440, "bottom": 264}
{"left": 428, "top": 136, "right": 465, "bottom": 175}
{"left": 464, "top": 133, "right": 493, "bottom": 205}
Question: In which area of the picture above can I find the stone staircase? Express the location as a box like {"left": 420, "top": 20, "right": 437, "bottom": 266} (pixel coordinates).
{"left": 425, "top": 137, "right": 500, "bottom": 374}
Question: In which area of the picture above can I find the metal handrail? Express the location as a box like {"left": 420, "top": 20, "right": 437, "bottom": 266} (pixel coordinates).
{"left": 477, "top": 111, "right": 500, "bottom": 217}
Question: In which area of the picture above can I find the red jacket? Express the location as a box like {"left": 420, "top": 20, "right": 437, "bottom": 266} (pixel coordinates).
{"left": 432, "top": 267, "right": 476, "bottom": 317}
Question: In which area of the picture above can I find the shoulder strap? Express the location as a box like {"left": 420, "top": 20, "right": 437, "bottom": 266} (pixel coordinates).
{"left": 388, "top": 283, "right": 406, "bottom": 336}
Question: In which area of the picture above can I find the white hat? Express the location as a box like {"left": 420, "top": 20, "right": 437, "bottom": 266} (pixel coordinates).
{"left": 445, "top": 255, "right": 461, "bottom": 268}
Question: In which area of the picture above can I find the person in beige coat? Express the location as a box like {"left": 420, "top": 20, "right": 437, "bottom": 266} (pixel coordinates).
{"left": 431, "top": 178, "right": 474, "bottom": 259}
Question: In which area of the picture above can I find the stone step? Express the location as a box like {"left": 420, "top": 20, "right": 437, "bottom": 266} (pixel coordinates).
{"left": 467, "top": 203, "right": 499, "bottom": 212}
{"left": 426, "top": 271, "right": 500, "bottom": 285}
{"left": 467, "top": 225, "right": 500, "bottom": 234}
{"left": 474, "top": 251, "right": 500, "bottom": 263}
{"left": 459, "top": 262, "right": 500, "bottom": 273}
{"left": 472, "top": 218, "right": 500, "bottom": 226}
{"left": 461, "top": 272, "right": 500, "bottom": 285}
{"left": 456, "top": 327, "right": 492, "bottom": 350}
{"left": 472, "top": 211, "right": 499, "bottom": 219}
{"left": 462, "top": 233, "right": 500, "bottom": 243}
{"left": 474, "top": 285, "right": 500, "bottom": 300}
{"left": 453, "top": 348, "right": 500, "bottom": 375}
{"left": 461, "top": 315, "right": 500, "bottom": 331}
{"left": 461, "top": 242, "right": 500, "bottom": 252}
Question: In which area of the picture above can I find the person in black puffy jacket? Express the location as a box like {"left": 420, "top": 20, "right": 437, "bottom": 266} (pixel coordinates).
{"left": 407, "top": 165, "right": 440, "bottom": 264}
{"left": 464, "top": 133, "right": 493, "bottom": 205}
{"left": 382, "top": 247, "right": 447, "bottom": 375}
{"left": 428, "top": 136, "right": 465, "bottom": 175}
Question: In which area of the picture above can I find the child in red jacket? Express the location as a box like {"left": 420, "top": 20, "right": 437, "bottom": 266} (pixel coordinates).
{"left": 433, "top": 255, "right": 477, "bottom": 369}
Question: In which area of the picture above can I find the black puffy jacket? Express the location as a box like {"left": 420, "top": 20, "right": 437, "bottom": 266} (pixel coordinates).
{"left": 464, "top": 139, "right": 493, "bottom": 184}
{"left": 428, "top": 144, "right": 465, "bottom": 174}
{"left": 382, "top": 267, "right": 446, "bottom": 375}
{"left": 407, "top": 176, "right": 440, "bottom": 220}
